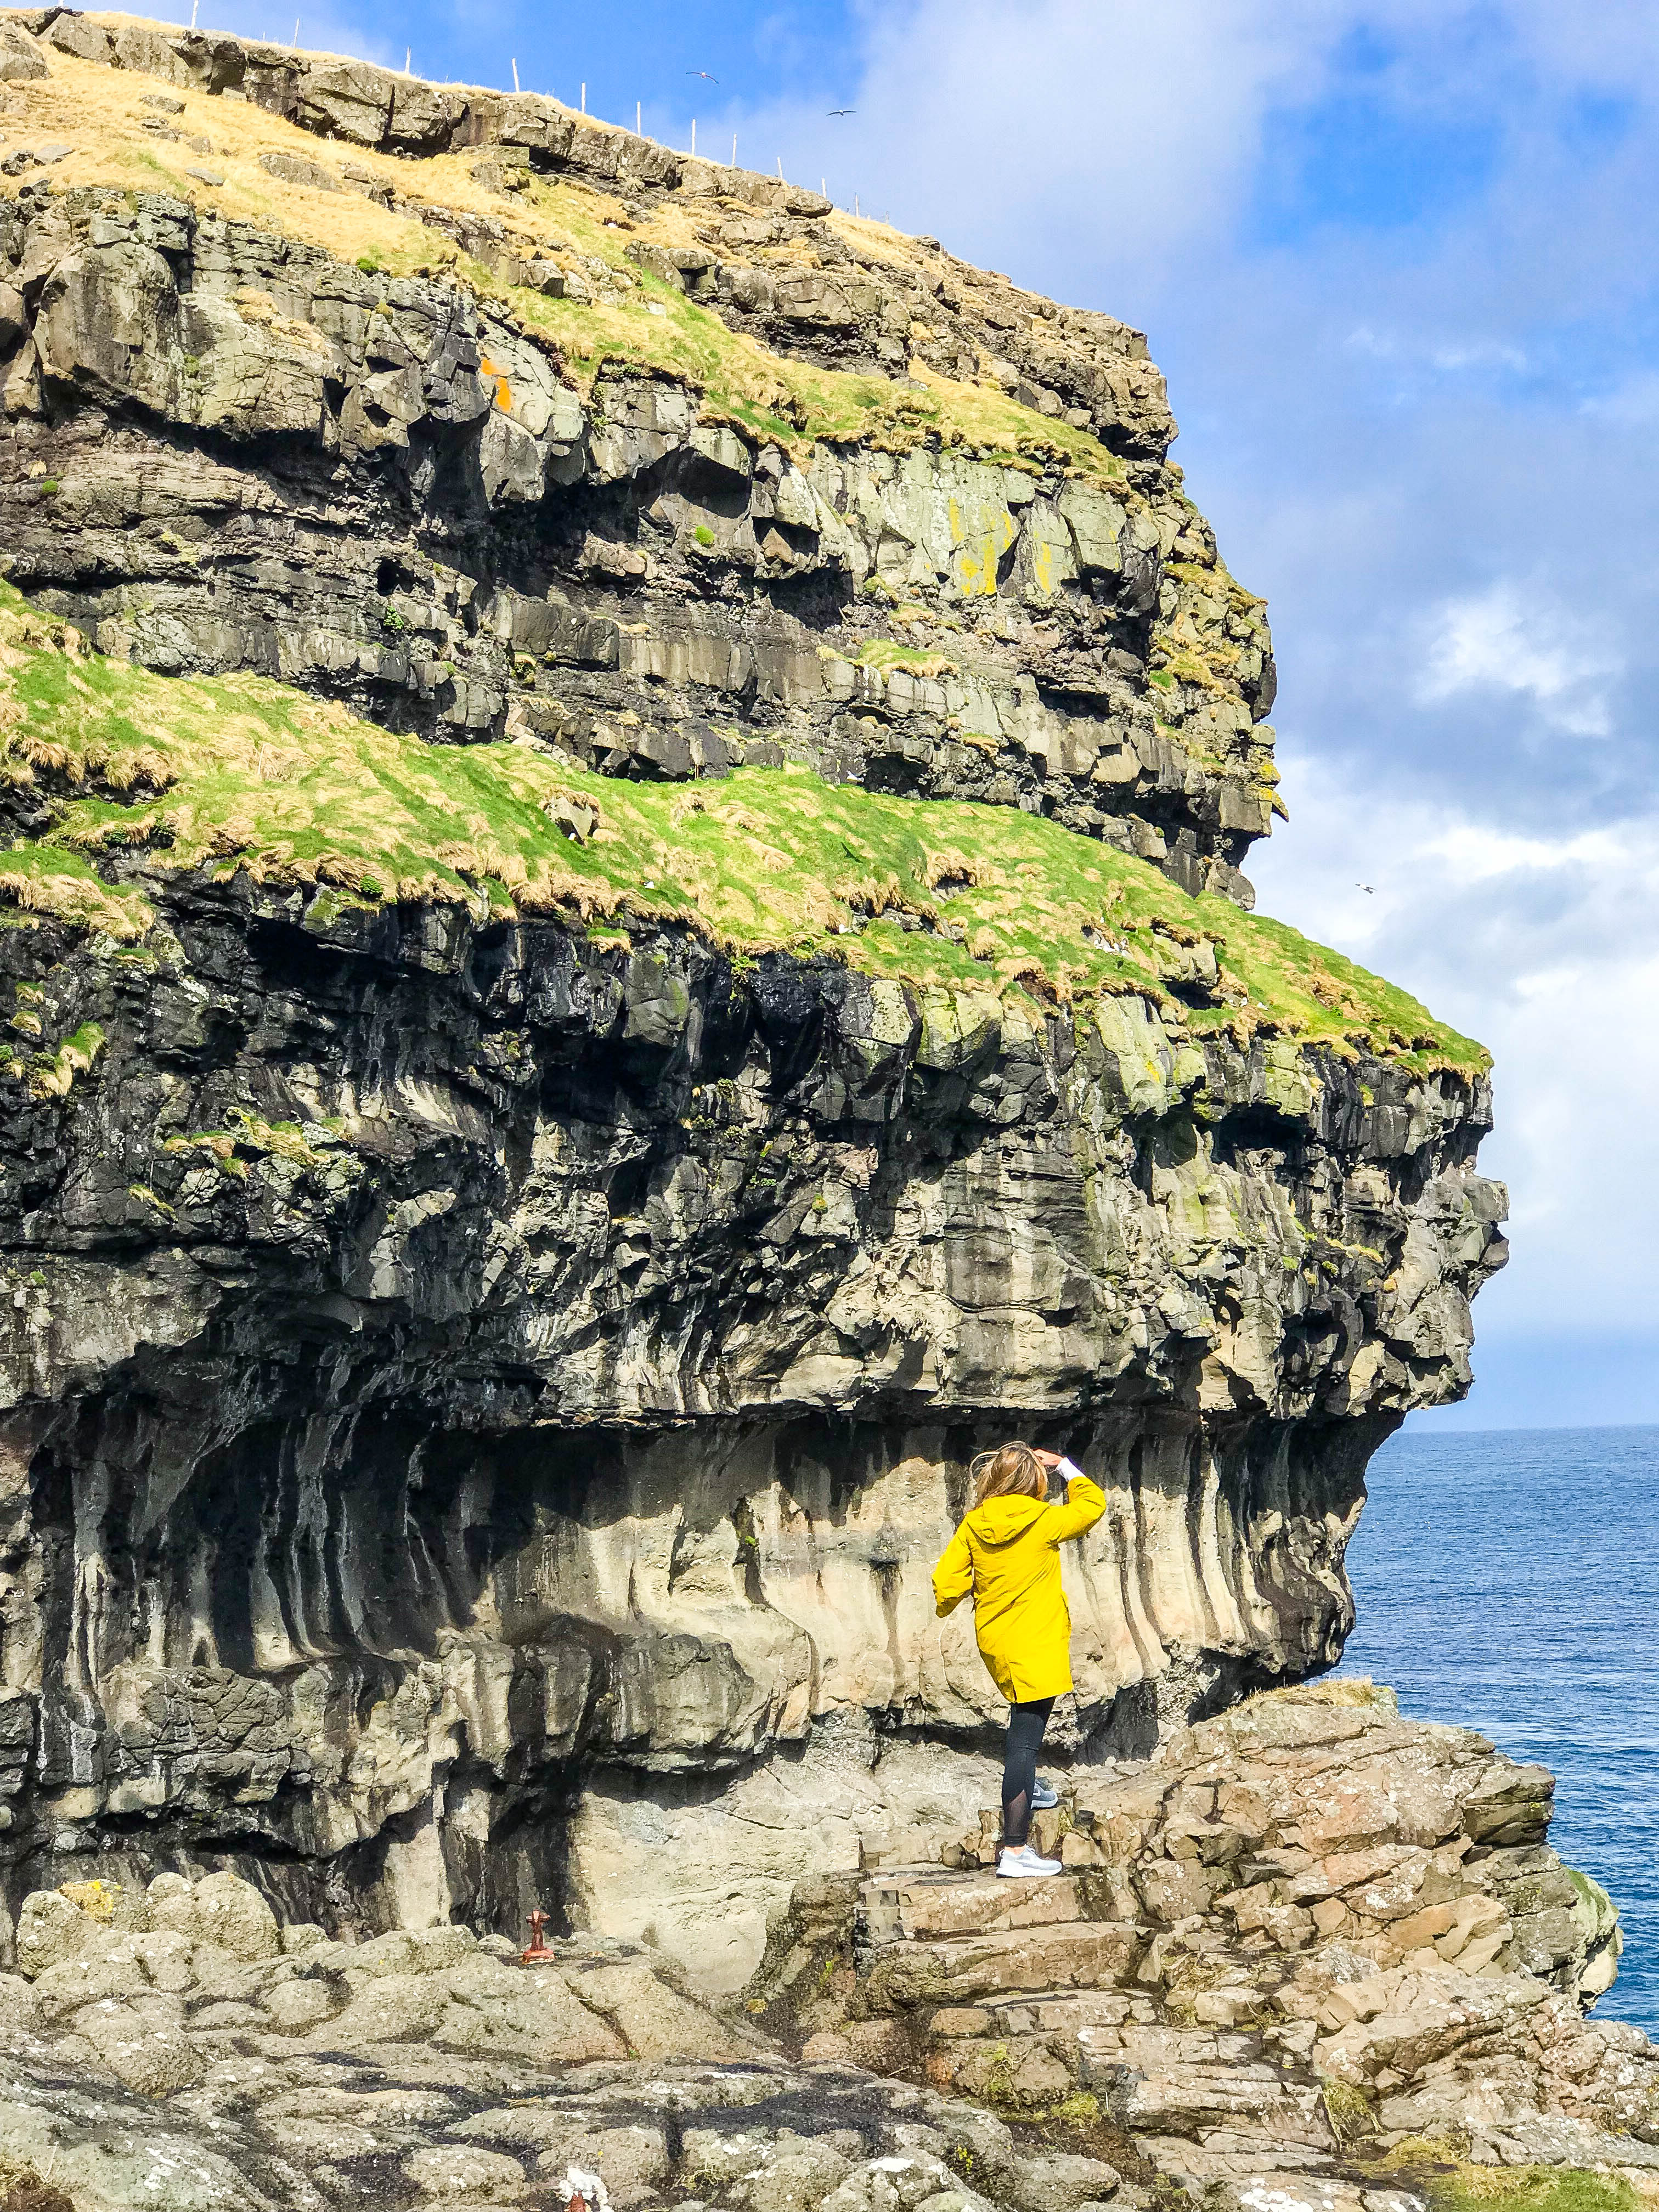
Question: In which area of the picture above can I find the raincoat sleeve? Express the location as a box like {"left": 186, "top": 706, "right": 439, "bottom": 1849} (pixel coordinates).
{"left": 1047, "top": 1464, "right": 1107, "bottom": 1543}
{"left": 932, "top": 1523, "right": 975, "bottom": 1617}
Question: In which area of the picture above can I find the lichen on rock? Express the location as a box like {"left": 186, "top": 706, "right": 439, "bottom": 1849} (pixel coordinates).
{"left": 0, "top": 10, "right": 1279, "bottom": 909}
{"left": 0, "top": 1696, "right": 1652, "bottom": 2212}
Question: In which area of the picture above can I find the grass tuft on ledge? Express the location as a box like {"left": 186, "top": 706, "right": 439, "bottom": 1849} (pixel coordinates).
{"left": 0, "top": 586, "right": 1486, "bottom": 1075}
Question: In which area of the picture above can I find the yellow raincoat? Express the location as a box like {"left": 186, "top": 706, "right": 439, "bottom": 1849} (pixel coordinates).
{"left": 931, "top": 1472, "right": 1107, "bottom": 1703}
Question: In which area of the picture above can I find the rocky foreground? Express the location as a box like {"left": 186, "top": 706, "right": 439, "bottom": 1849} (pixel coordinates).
{"left": 2, "top": 1683, "right": 1654, "bottom": 2212}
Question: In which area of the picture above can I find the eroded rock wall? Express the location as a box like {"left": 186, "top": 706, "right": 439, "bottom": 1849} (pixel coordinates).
{"left": 0, "top": 27, "right": 1277, "bottom": 905}
{"left": 0, "top": 874, "right": 1504, "bottom": 1978}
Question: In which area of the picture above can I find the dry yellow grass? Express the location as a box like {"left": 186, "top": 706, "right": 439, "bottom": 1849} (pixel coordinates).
{"left": 2, "top": 43, "right": 536, "bottom": 262}
{"left": 0, "top": 24, "right": 1146, "bottom": 478}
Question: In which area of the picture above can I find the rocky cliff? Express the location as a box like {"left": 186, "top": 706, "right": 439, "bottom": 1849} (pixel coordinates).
{"left": 0, "top": 12, "right": 1507, "bottom": 1994}
{"left": 0, "top": 3, "right": 1272, "bottom": 905}
{"left": 0, "top": 1686, "right": 1647, "bottom": 2212}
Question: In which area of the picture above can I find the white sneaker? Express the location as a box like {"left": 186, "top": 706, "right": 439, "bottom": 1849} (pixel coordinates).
{"left": 1030, "top": 1778, "right": 1059, "bottom": 1810}
{"left": 997, "top": 1844, "right": 1062, "bottom": 1878}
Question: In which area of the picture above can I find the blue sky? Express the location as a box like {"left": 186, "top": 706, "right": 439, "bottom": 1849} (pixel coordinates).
{"left": 201, "top": 0, "right": 1659, "bottom": 1430}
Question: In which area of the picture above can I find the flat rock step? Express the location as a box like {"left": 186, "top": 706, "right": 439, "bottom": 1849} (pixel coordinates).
{"left": 930, "top": 1985, "right": 1138, "bottom": 2038}
{"left": 859, "top": 1866, "right": 1089, "bottom": 1942}
{"left": 1140, "top": 2136, "right": 1344, "bottom": 2190}
{"left": 862, "top": 1917, "right": 1144, "bottom": 2005}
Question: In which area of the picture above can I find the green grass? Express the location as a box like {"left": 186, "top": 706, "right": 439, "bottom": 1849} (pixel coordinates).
{"left": 1319, "top": 2074, "right": 1376, "bottom": 2145}
{"left": 55, "top": 63, "right": 1268, "bottom": 672}
{"left": 21, "top": 1019, "right": 104, "bottom": 1099}
{"left": 61, "top": 54, "right": 1145, "bottom": 490}
{"left": 1421, "top": 2165, "right": 1634, "bottom": 2212}
{"left": 490, "top": 176, "right": 1134, "bottom": 483}
{"left": 292, "top": 146, "right": 1143, "bottom": 492}
{"left": 1440, "top": 2177, "right": 1636, "bottom": 2212}
{"left": 1372, "top": 2136, "right": 1640, "bottom": 2212}
{"left": 0, "top": 586, "right": 1485, "bottom": 1073}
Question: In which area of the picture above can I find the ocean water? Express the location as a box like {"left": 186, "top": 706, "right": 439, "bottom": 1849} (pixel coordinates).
{"left": 1335, "top": 1423, "right": 1659, "bottom": 2036}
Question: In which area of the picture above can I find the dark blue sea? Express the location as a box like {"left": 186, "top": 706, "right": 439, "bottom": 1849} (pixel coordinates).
{"left": 1336, "top": 1424, "right": 1659, "bottom": 2035}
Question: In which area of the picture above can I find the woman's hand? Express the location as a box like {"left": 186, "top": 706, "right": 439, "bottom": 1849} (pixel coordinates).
{"left": 1032, "top": 1449, "right": 1063, "bottom": 1470}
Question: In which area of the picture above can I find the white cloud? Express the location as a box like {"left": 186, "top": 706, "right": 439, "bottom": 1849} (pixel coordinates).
{"left": 1414, "top": 821, "right": 1639, "bottom": 882}
{"left": 1581, "top": 371, "right": 1659, "bottom": 425}
{"left": 738, "top": 0, "right": 1351, "bottom": 308}
{"left": 1416, "top": 584, "right": 1622, "bottom": 736}
{"left": 1427, "top": 343, "right": 1530, "bottom": 374}
{"left": 1345, "top": 327, "right": 1530, "bottom": 376}
{"left": 1251, "top": 753, "right": 1659, "bottom": 1344}
{"left": 194, "top": 0, "right": 400, "bottom": 67}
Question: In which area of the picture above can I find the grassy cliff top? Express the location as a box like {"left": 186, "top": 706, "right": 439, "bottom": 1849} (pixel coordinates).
{"left": 6, "top": 35, "right": 1146, "bottom": 486}
{"left": 0, "top": 589, "right": 1486, "bottom": 1075}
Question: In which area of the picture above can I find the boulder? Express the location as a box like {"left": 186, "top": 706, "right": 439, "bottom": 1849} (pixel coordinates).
{"left": 0, "top": 18, "right": 48, "bottom": 78}
{"left": 190, "top": 1870, "right": 281, "bottom": 1961}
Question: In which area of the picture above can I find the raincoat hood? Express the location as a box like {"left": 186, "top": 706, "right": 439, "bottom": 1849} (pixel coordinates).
{"left": 964, "top": 1495, "right": 1049, "bottom": 1546}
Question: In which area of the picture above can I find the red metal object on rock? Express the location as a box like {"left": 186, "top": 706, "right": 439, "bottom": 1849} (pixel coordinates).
{"left": 522, "top": 1908, "right": 554, "bottom": 1963}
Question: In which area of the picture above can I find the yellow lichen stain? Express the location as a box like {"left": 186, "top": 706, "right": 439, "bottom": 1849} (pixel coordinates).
{"left": 952, "top": 531, "right": 1002, "bottom": 597}
{"left": 1032, "top": 539, "right": 1054, "bottom": 595}
{"left": 60, "top": 1878, "right": 119, "bottom": 1921}
{"left": 947, "top": 498, "right": 1017, "bottom": 597}
{"left": 479, "top": 353, "right": 514, "bottom": 412}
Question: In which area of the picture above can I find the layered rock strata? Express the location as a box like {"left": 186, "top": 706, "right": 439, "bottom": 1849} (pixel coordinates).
{"left": 0, "top": 853, "right": 1503, "bottom": 1977}
{"left": 0, "top": 12, "right": 1511, "bottom": 2002}
{"left": 0, "top": 13, "right": 1276, "bottom": 904}
{"left": 755, "top": 1686, "right": 1646, "bottom": 2195}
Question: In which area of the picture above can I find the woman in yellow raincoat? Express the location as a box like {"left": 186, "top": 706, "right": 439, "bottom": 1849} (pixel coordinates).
{"left": 932, "top": 1443, "right": 1106, "bottom": 1877}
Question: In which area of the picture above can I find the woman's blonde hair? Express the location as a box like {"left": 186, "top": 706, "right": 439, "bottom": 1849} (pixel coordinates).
{"left": 967, "top": 1443, "right": 1048, "bottom": 1511}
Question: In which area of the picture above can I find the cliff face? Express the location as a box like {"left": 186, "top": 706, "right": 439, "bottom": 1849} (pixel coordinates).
{"left": 0, "top": 6, "right": 1274, "bottom": 906}
{"left": 0, "top": 862, "right": 1504, "bottom": 1982}
{"left": 0, "top": 14, "right": 1505, "bottom": 1992}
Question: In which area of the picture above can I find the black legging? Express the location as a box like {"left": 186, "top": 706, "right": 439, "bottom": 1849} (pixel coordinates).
{"left": 1002, "top": 1696, "right": 1056, "bottom": 1848}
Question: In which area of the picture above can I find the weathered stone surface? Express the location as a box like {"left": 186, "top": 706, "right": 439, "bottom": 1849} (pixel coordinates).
{"left": 0, "top": 15, "right": 47, "bottom": 76}
{"left": 0, "top": 864, "right": 1502, "bottom": 1973}
{"left": 4, "top": 1711, "right": 1646, "bottom": 2211}
{"left": 0, "top": 1865, "right": 1154, "bottom": 2212}
{"left": 746, "top": 1686, "right": 1650, "bottom": 2206}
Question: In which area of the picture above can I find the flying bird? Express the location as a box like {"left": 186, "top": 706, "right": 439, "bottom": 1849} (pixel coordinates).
{"left": 828, "top": 106, "right": 855, "bottom": 116}
{"left": 687, "top": 70, "right": 718, "bottom": 82}
{"left": 1356, "top": 883, "right": 1375, "bottom": 894}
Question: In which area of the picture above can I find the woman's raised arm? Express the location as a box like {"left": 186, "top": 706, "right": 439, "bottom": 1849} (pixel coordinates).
{"left": 1047, "top": 1459, "right": 1107, "bottom": 1543}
